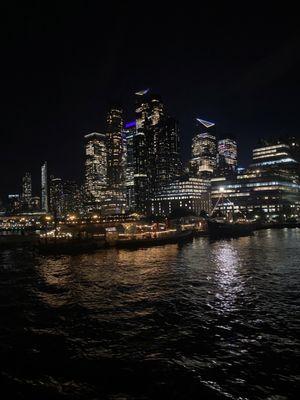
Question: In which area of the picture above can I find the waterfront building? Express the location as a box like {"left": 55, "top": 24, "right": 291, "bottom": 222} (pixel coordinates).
{"left": 211, "top": 139, "right": 300, "bottom": 220}
{"left": 190, "top": 118, "right": 217, "bottom": 178}
{"left": 211, "top": 171, "right": 300, "bottom": 219}
{"left": 217, "top": 137, "right": 237, "bottom": 175}
{"left": 41, "top": 161, "right": 49, "bottom": 213}
{"left": 150, "top": 176, "right": 211, "bottom": 217}
{"left": 84, "top": 132, "right": 107, "bottom": 211}
{"left": 251, "top": 142, "right": 297, "bottom": 168}
{"left": 21, "top": 172, "right": 32, "bottom": 208}
{"left": 250, "top": 137, "right": 300, "bottom": 179}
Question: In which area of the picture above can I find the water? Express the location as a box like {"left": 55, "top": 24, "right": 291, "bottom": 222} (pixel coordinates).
{"left": 0, "top": 229, "right": 299, "bottom": 399}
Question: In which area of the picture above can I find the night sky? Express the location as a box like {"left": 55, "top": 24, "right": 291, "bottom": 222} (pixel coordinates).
{"left": 1, "top": 3, "right": 300, "bottom": 199}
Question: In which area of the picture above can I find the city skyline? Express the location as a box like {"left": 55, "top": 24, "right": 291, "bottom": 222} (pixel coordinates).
{"left": 1, "top": 3, "right": 300, "bottom": 197}
{"left": 1, "top": 88, "right": 299, "bottom": 221}
{"left": 1, "top": 93, "right": 298, "bottom": 198}
{"left": 0, "top": 97, "right": 293, "bottom": 203}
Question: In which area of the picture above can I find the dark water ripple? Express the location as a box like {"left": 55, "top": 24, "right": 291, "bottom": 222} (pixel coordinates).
{"left": 0, "top": 229, "right": 300, "bottom": 399}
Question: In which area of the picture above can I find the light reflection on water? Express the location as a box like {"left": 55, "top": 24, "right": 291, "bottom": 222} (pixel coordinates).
{"left": 212, "top": 242, "right": 244, "bottom": 314}
{"left": 1, "top": 229, "right": 300, "bottom": 399}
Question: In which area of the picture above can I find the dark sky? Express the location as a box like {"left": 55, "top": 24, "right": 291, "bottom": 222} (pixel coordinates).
{"left": 1, "top": 3, "right": 300, "bottom": 199}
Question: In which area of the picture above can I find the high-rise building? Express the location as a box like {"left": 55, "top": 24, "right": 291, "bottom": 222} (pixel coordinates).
{"left": 134, "top": 90, "right": 182, "bottom": 213}
{"left": 84, "top": 132, "right": 107, "bottom": 210}
{"left": 123, "top": 121, "right": 136, "bottom": 211}
{"left": 217, "top": 137, "right": 237, "bottom": 175}
{"left": 49, "top": 176, "right": 64, "bottom": 218}
{"left": 134, "top": 90, "right": 151, "bottom": 213}
{"left": 103, "top": 106, "right": 127, "bottom": 215}
{"left": 190, "top": 118, "right": 217, "bottom": 178}
{"left": 106, "top": 106, "right": 125, "bottom": 188}
{"left": 63, "top": 180, "right": 83, "bottom": 215}
{"left": 22, "top": 172, "right": 32, "bottom": 207}
{"left": 41, "top": 162, "right": 48, "bottom": 212}
{"left": 145, "top": 94, "right": 166, "bottom": 195}
{"left": 155, "top": 117, "right": 182, "bottom": 190}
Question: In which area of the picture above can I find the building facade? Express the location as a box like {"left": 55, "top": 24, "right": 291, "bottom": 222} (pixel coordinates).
{"left": 134, "top": 90, "right": 182, "bottom": 214}
{"left": 217, "top": 137, "right": 237, "bottom": 175}
{"left": 49, "top": 176, "right": 64, "bottom": 218}
{"left": 134, "top": 90, "right": 164, "bottom": 212}
{"left": 22, "top": 172, "right": 32, "bottom": 208}
{"left": 123, "top": 121, "right": 136, "bottom": 211}
{"left": 155, "top": 117, "right": 182, "bottom": 190}
{"left": 150, "top": 177, "right": 211, "bottom": 217}
{"left": 211, "top": 138, "right": 300, "bottom": 220}
{"left": 190, "top": 118, "right": 217, "bottom": 178}
{"left": 41, "top": 161, "right": 48, "bottom": 212}
{"left": 106, "top": 106, "right": 125, "bottom": 188}
{"left": 63, "top": 180, "right": 84, "bottom": 215}
{"left": 84, "top": 132, "right": 107, "bottom": 211}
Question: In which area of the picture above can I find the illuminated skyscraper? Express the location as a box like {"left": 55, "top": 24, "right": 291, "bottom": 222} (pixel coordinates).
{"left": 22, "top": 172, "right": 32, "bottom": 207}
{"left": 217, "top": 137, "right": 237, "bottom": 175}
{"left": 123, "top": 121, "right": 136, "bottom": 210}
{"left": 84, "top": 132, "right": 107, "bottom": 210}
{"left": 63, "top": 180, "right": 83, "bottom": 214}
{"left": 103, "top": 105, "right": 127, "bottom": 215}
{"left": 146, "top": 94, "right": 166, "bottom": 193}
{"left": 134, "top": 90, "right": 181, "bottom": 213}
{"left": 49, "top": 176, "right": 64, "bottom": 218}
{"left": 106, "top": 106, "right": 125, "bottom": 188}
{"left": 41, "top": 161, "right": 48, "bottom": 212}
{"left": 155, "top": 117, "right": 182, "bottom": 189}
{"left": 134, "top": 90, "right": 151, "bottom": 212}
{"left": 190, "top": 118, "right": 217, "bottom": 178}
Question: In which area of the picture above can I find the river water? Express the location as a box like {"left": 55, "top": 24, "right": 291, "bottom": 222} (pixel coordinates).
{"left": 0, "top": 229, "right": 299, "bottom": 399}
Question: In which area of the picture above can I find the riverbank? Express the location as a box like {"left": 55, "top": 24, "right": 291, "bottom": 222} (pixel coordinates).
{"left": 1, "top": 221, "right": 299, "bottom": 252}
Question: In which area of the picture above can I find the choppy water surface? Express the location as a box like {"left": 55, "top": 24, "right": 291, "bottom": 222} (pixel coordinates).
{"left": 1, "top": 229, "right": 299, "bottom": 399}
